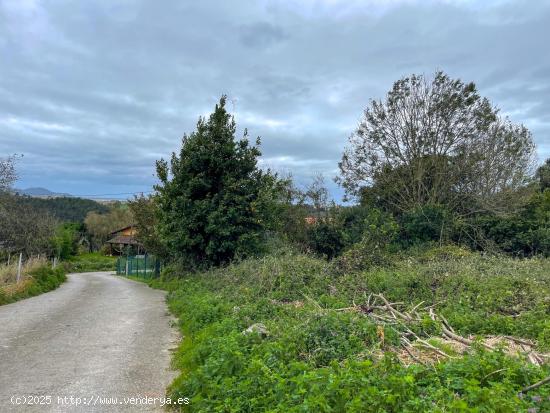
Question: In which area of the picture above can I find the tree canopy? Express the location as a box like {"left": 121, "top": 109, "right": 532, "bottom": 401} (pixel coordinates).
{"left": 338, "top": 71, "right": 536, "bottom": 215}
{"left": 14, "top": 196, "right": 108, "bottom": 223}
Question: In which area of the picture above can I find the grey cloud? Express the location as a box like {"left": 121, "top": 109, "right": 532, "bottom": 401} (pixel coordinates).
{"left": 239, "top": 22, "right": 287, "bottom": 49}
{"left": 1, "top": 0, "right": 549, "bottom": 200}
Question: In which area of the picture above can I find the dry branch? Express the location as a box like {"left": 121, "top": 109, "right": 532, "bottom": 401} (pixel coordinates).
{"left": 331, "top": 293, "right": 547, "bottom": 367}
{"left": 521, "top": 376, "right": 550, "bottom": 393}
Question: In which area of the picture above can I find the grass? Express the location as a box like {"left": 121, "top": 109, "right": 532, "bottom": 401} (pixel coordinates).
{"left": 64, "top": 252, "right": 117, "bottom": 273}
{"left": 142, "top": 247, "right": 550, "bottom": 412}
{"left": 0, "top": 258, "right": 66, "bottom": 306}
{"left": 0, "top": 256, "right": 47, "bottom": 285}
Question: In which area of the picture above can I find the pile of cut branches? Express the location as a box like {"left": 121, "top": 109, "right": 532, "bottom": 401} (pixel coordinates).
{"left": 335, "top": 293, "right": 549, "bottom": 367}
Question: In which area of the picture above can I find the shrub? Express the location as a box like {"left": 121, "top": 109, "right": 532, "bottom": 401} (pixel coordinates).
{"left": 470, "top": 189, "right": 550, "bottom": 257}
{"left": 401, "top": 204, "right": 455, "bottom": 246}
{"left": 51, "top": 223, "right": 80, "bottom": 259}
{"left": 307, "top": 222, "right": 345, "bottom": 260}
{"left": 336, "top": 205, "right": 372, "bottom": 246}
{"left": 331, "top": 208, "right": 398, "bottom": 273}
{"left": 418, "top": 244, "right": 472, "bottom": 263}
{"left": 331, "top": 240, "right": 392, "bottom": 275}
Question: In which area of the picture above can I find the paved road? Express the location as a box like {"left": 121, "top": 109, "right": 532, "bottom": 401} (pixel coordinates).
{"left": 0, "top": 272, "right": 178, "bottom": 412}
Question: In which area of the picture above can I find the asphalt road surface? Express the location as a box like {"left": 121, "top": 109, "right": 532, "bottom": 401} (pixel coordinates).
{"left": 0, "top": 272, "right": 178, "bottom": 412}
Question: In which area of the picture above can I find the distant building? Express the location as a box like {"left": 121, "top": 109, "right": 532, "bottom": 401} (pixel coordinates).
{"left": 106, "top": 225, "right": 143, "bottom": 255}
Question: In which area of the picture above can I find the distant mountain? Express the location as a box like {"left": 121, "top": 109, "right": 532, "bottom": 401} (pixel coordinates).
{"left": 15, "top": 187, "right": 72, "bottom": 198}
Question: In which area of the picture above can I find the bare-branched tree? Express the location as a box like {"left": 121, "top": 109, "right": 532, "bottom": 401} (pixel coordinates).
{"left": 304, "top": 173, "right": 330, "bottom": 219}
{"left": 0, "top": 154, "right": 20, "bottom": 191}
{"left": 338, "top": 72, "right": 536, "bottom": 215}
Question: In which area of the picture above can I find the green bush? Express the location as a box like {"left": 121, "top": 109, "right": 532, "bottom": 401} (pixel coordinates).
{"left": 51, "top": 223, "right": 80, "bottom": 259}
{"left": 401, "top": 204, "right": 454, "bottom": 245}
{"left": 307, "top": 222, "right": 345, "bottom": 260}
{"left": 471, "top": 190, "right": 550, "bottom": 257}
{"left": 330, "top": 208, "right": 398, "bottom": 273}
{"left": 336, "top": 205, "right": 372, "bottom": 246}
{"left": 418, "top": 244, "right": 472, "bottom": 262}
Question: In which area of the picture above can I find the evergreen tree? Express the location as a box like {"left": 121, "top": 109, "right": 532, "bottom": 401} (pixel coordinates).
{"left": 536, "top": 158, "right": 550, "bottom": 191}
{"left": 155, "top": 96, "right": 279, "bottom": 268}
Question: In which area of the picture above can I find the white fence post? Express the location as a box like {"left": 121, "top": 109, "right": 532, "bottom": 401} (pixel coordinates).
{"left": 16, "top": 253, "right": 23, "bottom": 283}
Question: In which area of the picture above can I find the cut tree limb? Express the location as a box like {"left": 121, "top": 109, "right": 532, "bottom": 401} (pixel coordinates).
{"left": 520, "top": 376, "right": 550, "bottom": 393}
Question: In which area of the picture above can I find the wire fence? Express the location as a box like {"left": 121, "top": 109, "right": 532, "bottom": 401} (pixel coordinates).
{"left": 116, "top": 255, "right": 162, "bottom": 279}
{"left": 1, "top": 254, "right": 58, "bottom": 286}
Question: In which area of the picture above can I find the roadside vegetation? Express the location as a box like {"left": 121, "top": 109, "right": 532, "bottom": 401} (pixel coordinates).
{"left": 63, "top": 252, "right": 116, "bottom": 273}
{"left": 147, "top": 248, "right": 550, "bottom": 412}
{"left": 0, "top": 257, "right": 66, "bottom": 305}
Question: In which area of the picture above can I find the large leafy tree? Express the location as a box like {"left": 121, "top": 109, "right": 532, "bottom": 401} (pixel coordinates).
{"left": 338, "top": 72, "right": 536, "bottom": 215}
{"left": 155, "top": 96, "right": 280, "bottom": 268}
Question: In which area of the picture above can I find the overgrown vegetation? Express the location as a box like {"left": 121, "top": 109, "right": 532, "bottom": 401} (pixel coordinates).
{"left": 3, "top": 70, "right": 550, "bottom": 408}
{"left": 144, "top": 250, "right": 550, "bottom": 412}
{"left": 0, "top": 258, "right": 66, "bottom": 305}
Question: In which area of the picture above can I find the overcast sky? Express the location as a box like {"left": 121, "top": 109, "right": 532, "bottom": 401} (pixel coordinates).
{"left": 1, "top": 0, "right": 549, "bottom": 200}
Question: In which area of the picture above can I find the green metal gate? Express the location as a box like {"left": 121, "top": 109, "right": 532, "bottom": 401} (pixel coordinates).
{"left": 116, "top": 255, "right": 161, "bottom": 278}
